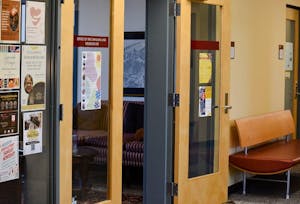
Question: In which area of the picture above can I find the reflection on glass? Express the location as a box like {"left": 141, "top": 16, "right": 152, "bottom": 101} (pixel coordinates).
{"left": 72, "top": 0, "right": 110, "bottom": 203}
{"left": 189, "top": 3, "right": 221, "bottom": 178}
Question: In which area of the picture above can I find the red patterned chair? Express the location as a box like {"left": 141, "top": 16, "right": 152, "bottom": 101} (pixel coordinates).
{"left": 73, "top": 101, "right": 144, "bottom": 167}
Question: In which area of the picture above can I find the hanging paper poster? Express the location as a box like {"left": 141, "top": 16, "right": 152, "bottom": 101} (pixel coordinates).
{"left": 199, "top": 86, "right": 212, "bottom": 117}
{"left": 25, "top": 1, "right": 45, "bottom": 44}
{"left": 23, "top": 111, "right": 42, "bottom": 155}
{"left": 0, "top": 45, "right": 20, "bottom": 89}
{"left": 0, "top": 0, "right": 21, "bottom": 42}
{"left": 81, "top": 51, "right": 102, "bottom": 111}
{"left": 285, "top": 42, "right": 293, "bottom": 71}
{"left": 21, "top": 45, "right": 46, "bottom": 111}
{"left": 199, "top": 53, "right": 212, "bottom": 84}
{"left": 0, "top": 91, "right": 18, "bottom": 136}
{"left": 0, "top": 135, "right": 19, "bottom": 183}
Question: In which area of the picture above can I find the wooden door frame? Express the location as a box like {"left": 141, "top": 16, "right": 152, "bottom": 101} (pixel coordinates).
{"left": 60, "top": 0, "right": 124, "bottom": 203}
{"left": 286, "top": 7, "right": 299, "bottom": 138}
{"left": 174, "top": 0, "right": 230, "bottom": 203}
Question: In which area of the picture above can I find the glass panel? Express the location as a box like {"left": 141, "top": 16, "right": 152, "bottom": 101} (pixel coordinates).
{"left": 285, "top": 19, "right": 295, "bottom": 111}
{"left": 189, "top": 3, "right": 221, "bottom": 178}
{"left": 72, "top": 0, "right": 110, "bottom": 202}
{"left": 122, "top": 0, "right": 145, "bottom": 202}
{"left": 0, "top": 0, "right": 54, "bottom": 203}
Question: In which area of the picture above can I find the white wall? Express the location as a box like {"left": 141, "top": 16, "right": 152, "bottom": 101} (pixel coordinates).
{"left": 77, "top": 0, "right": 110, "bottom": 101}
{"left": 125, "top": 0, "right": 146, "bottom": 31}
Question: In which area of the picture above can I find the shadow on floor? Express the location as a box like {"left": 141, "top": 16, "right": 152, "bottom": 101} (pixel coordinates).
{"left": 229, "top": 172, "right": 300, "bottom": 204}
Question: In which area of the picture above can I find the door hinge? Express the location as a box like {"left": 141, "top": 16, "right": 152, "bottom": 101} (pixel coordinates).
{"left": 169, "top": 93, "right": 180, "bottom": 107}
{"left": 59, "top": 104, "right": 63, "bottom": 121}
{"left": 167, "top": 182, "right": 178, "bottom": 197}
{"left": 170, "top": 2, "right": 181, "bottom": 17}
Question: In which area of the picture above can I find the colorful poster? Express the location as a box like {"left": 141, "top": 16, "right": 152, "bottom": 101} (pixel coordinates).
{"left": 25, "top": 1, "right": 45, "bottom": 44}
{"left": 0, "top": 135, "right": 19, "bottom": 183}
{"left": 199, "top": 53, "right": 212, "bottom": 84}
{"left": 81, "top": 51, "right": 102, "bottom": 111}
{"left": 0, "top": 91, "right": 18, "bottom": 136}
{"left": 0, "top": 45, "right": 20, "bottom": 89}
{"left": 199, "top": 86, "right": 212, "bottom": 117}
{"left": 23, "top": 111, "right": 42, "bottom": 155}
{"left": 21, "top": 45, "right": 46, "bottom": 111}
{"left": 0, "top": 0, "right": 21, "bottom": 42}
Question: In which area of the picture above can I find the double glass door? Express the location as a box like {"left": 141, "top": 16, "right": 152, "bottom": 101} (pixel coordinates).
{"left": 60, "top": 0, "right": 230, "bottom": 203}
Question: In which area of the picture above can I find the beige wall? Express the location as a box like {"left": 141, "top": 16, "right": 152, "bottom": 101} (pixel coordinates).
{"left": 230, "top": 0, "right": 285, "bottom": 120}
{"left": 229, "top": 0, "right": 300, "bottom": 185}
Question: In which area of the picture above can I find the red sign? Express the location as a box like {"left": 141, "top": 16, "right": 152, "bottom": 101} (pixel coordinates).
{"left": 74, "top": 35, "right": 109, "bottom": 48}
{"left": 191, "top": 40, "right": 219, "bottom": 50}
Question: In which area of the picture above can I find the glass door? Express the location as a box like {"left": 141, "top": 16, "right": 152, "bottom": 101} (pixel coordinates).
{"left": 60, "top": 0, "right": 124, "bottom": 203}
{"left": 285, "top": 7, "right": 299, "bottom": 137}
{"left": 174, "top": 0, "right": 230, "bottom": 203}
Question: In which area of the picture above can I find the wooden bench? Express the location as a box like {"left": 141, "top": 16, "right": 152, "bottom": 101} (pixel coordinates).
{"left": 229, "top": 110, "right": 300, "bottom": 199}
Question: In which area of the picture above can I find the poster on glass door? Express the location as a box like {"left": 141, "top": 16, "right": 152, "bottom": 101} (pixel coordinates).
{"left": 0, "top": 135, "right": 19, "bottom": 183}
{"left": 25, "top": 1, "right": 45, "bottom": 44}
{"left": 199, "top": 53, "right": 212, "bottom": 84}
{"left": 285, "top": 42, "right": 293, "bottom": 71}
{"left": 21, "top": 45, "right": 46, "bottom": 111}
{"left": 0, "top": 45, "right": 20, "bottom": 89}
{"left": 199, "top": 86, "right": 212, "bottom": 117}
{"left": 23, "top": 111, "right": 42, "bottom": 155}
{"left": 0, "top": 91, "right": 19, "bottom": 136}
{"left": 81, "top": 51, "right": 102, "bottom": 111}
{"left": 0, "top": 0, "right": 21, "bottom": 42}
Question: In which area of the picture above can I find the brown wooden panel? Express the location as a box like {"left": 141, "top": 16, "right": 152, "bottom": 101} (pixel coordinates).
{"left": 235, "top": 110, "right": 295, "bottom": 147}
{"left": 60, "top": 1, "right": 74, "bottom": 203}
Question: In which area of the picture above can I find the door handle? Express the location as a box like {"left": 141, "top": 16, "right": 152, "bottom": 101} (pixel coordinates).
{"left": 223, "top": 105, "right": 232, "bottom": 113}
{"left": 296, "top": 92, "right": 300, "bottom": 96}
{"left": 224, "top": 93, "right": 232, "bottom": 114}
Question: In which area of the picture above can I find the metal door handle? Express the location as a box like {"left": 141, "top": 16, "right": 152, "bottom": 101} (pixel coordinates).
{"left": 224, "top": 93, "right": 232, "bottom": 114}
{"left": 223, "top": 105, "right": 232, "bottom": 113}
{"left": 297, "top": 92, "right": 300, "bottom": 96}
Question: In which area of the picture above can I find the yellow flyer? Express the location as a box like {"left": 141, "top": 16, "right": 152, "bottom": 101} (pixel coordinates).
{"left": 199, "top": 53, "right": 212, "bottom": 84}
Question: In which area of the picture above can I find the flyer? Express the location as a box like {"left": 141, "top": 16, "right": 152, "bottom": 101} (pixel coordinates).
{"left": 0, "top": 91, "right": 18, "bottom": 136}
{"left": 0, "top": 45, "right": 20, "bottom": 89}
{"left": 285, "top": 42, "right": 293, "bottom": 71}
{"left": 23, "top": 111, "right": 42, "bottom": 155}
{"left": 0, "top": 135, "right": 19, "bottom": 183}
{"left": 25, "top": 1, "right": 45, "bottom": 44}
{"left": 0, "top": 0, "right": 21, "bottom": 42}
{"left": 199, "top": 53, "right": 212, "bottom": 84}
{"left": 199, "top": 86, "right": 212, "bottom": 117}
{"left": 21, "top": 45, "right": 46, "bottom": 111}
{"left": 81, "top": 51, "right": 102, "bottom": 111}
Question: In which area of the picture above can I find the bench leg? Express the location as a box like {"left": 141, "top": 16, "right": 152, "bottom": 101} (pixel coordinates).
{"left": 286, "top": 170, "right": 291, "bottom": 199}
{"left": 243, "top": 171, "right": 246, "bottom": 195}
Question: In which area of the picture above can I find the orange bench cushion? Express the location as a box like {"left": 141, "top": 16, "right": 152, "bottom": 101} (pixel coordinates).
{"left": 229, "top": 139, "right": 300, "bottom": 174}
